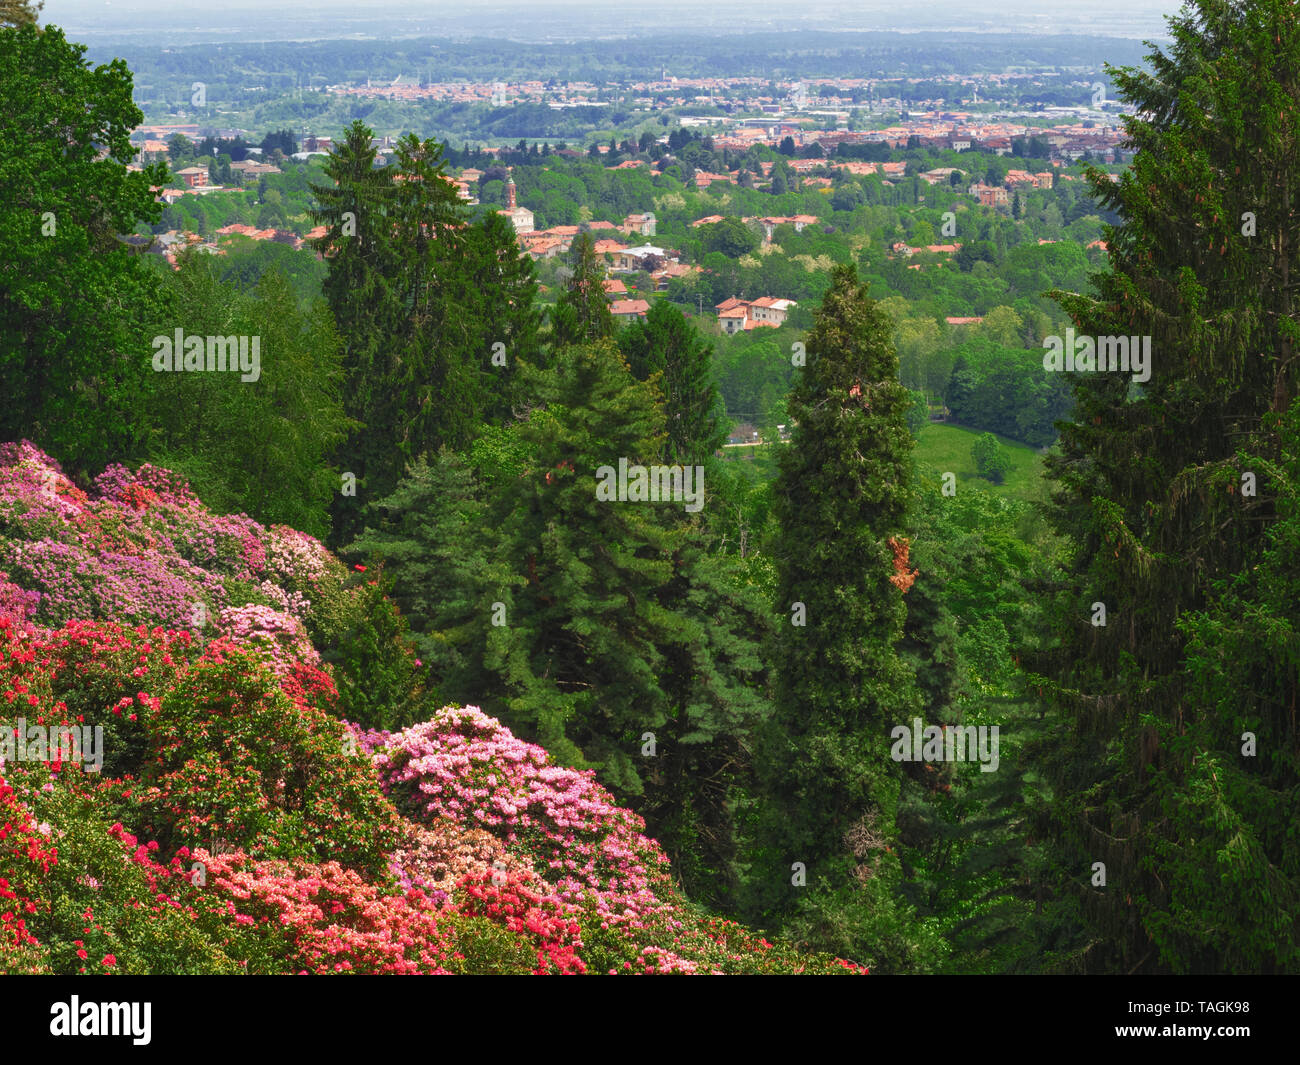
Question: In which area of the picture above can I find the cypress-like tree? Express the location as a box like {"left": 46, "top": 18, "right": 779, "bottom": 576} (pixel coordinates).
{"left": 1028, "top": 0, "right": 1300, "bottom": 973}
{"left": 751, "top": 264, "right": 938, "bottom": 971}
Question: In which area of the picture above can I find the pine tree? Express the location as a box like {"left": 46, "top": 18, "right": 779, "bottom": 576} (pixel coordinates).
{"left": 549, "top": 231, "right": 615, "bottom": 348}
{"left": 1028, "top": 0, "right": 1300, "bottom": 974}
{"left": 618, "top": 299, "right": 727, "bottom": 464}
{"left": 1166, "top": 399, "right": 1300, "bottom": 971}
{"left": 311, "top": 125, "right": 480, "bottom": 543}
{"left": 483, "top": 340, "right": 678, "bottom": 783}
{"left": 750, "top": 264, "right": 939, "bottom": 971}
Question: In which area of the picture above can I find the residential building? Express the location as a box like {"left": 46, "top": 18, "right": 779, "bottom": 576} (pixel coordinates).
{"left": 610, "top": 298, "right": 651, "bottom": 322}
{"left": 621, "top": 212, "right": 656, "bottom": 237}
{"left": 174, "top": 166, "right": 208, "bottom": 189}
{"left": 715, "top": 296, "right": 796, "bottom": 334}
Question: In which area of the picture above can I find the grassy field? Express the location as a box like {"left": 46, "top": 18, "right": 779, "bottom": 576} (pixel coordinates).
{"left": 913, "top": 422, "right": 1047, "bottom": 502}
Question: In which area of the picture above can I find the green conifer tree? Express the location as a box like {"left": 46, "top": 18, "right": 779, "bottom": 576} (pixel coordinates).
{"left": 751, "top": 264, "right": 940, "bottom": 971}
{"left": 618, "top": 299, "right": 727, "bottom": 464}
{"left": 549, "top": 231, "right": 615, "bottom": 348}
{"left": 1028, "top": 0, "right": 1300, "bottom": 973}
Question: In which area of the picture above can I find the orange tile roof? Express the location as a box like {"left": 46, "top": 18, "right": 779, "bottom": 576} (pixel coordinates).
{"left": 610, "top": 299, "right": 650, "bottom": 315}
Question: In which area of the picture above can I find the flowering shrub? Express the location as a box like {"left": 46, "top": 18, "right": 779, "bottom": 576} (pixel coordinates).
{"left": 360, "top": 707, "right": 673, "bottom": 918}
{"left": 456, "top": 868, "right": 586, "bottom": 974}
{"left": 385, "top": 818, "right": 529, "bottom": 899}
{"left": 1, "top": 618, "right": 401, "bottom": 877}
{"left": 126, "top": 646, "right": 402, "bottom": 876}
{"left": 194, "top": 849, "right": 460, "bottom": 975}
{"left": 0, "top": 444, "right": 420, "bottom": 727}
{"left": 0, "top": 773, "right": 57, "bottom": 973}
{"left": 0, "top": 443, "right": 871, "bottom": 975}
{"left": 0, "top": 571, "right": 39, "bottom": 626}
{"left": 216, "top": 604, "right": 320, "bottom": 673}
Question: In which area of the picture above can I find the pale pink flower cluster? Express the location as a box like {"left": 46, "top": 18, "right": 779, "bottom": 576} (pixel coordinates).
{"left": 216, "top": 604, "right": 320, "bottom": 673}
{"left": 265, "top": 525, "right": 331, "bottom": 588}
{"left": 385, "top": 820, "right": 538, "bottom": 901}
{"left": 359, "top": 707, "right": 674, "bottom": 922}
{"left": 254, "top": 580, "right": 311, "bottom": 620}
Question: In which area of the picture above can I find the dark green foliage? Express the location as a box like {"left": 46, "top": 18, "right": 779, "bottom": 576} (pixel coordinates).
{"left": 1029, "top": 0, "right": 1300, "bottom": 974}
{"left": 311, "top": 122, "right": 490, "bottom": 544}
{"left": 471, "top": 341, "right": 772, "bottom": 901}
{"left": 751, "top": 264, "right": 941, "bottom": 970}
{"left": 464, "top": 209, "right": 544, "bottom": 419}
{"left": 944, "top": 340, "right": 1073, "bottom": 447}
{"left": 481, "top": 340, "right": 679, "bottom": 778}
{"left": 618, "top": 299, "right": 728, "bottom": 464}
{"left": 0, "top": 24, "right": 168, "bottom": 475}
{"left": 344, "top": 449, "right": 504, "bottom": 711}
{"left": 317, "top": 567, "right": 428, "bottom": 732}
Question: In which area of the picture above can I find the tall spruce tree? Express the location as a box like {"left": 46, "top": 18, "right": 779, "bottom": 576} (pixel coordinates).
{"left": 310, "top": 121, "right": 401, "bottom": 543}
{"left": 311, "top": 125, "right": 481, "bottom": 545}
{"left": 482, "top": 339, "right": 773, "bottom": 892}
{"left": 549, "top": 231, "right": 615, "bottom": 348}
{"left": 618, "top": 299, "right": 728, "bottom": 464}
{"left": 643, "top": 541, "right": 775, "bottom": 909}
{"left": 482, "top": 340, "right": 679, "bottom": 784}
{"left": 1028, "top": 0, "right": 1300, "bottom": 973}
{"left": 344, "top": 448, "right": 504, "bottom": 711}
{"left": 464, "top": 209, "right": 543, "bottom": 421}
{"left": 385, "top": 133, "right": 482, "bottom": 458}
{"left": 750, "top": 264, "right": 940, "bottom": 971}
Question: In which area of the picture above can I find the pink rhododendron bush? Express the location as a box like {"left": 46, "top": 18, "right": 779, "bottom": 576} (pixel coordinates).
{"left": 0, "top": 441, "right": 422, "bottom": 728}
{"left": 0, "top": 445, "right": 865, "bottom": 975}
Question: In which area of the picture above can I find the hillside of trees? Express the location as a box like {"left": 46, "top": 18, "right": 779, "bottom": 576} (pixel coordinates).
{"left": 2, "top": 0, "right": 1298, "bottom": 980}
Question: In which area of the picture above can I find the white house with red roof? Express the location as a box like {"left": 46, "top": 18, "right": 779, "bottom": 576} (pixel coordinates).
{"left": 716, "top": 296, "right": 796, "bottom": 334}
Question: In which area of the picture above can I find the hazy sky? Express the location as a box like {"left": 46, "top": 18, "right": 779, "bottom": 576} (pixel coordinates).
{"left": 43, "top": 0, "right": 1186, "bottom": 43}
